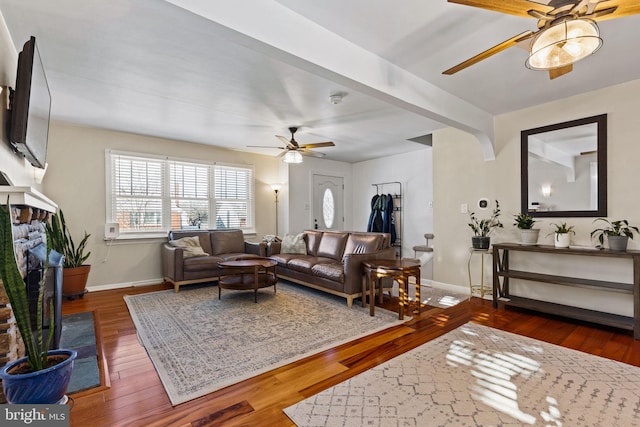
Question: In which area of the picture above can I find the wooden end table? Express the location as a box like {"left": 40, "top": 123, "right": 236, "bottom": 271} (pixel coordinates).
{"left": 217, "top": 258, "right": 278, "bottom": 303}
{"left": 362, "top": 259, "right": 421, "bottom": 320}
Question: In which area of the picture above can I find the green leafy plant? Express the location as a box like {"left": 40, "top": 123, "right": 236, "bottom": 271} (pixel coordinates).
{"left": 513, "top": 213, "right": 537, "bottom": 230}
{"left": 551, "top": 222, "right": 575, "bottom": 234}
{"left": 0, "top": 201, "right": 54, "bottom": 371}
{"left": 45, "top": 209, "right": 91, "bottom": 268}
{"left": 468, "top": 200, "right": 503, "bottom": 237}
{"left": 548, "top": 222, "right": 575, "bottom": 241}
{"left": 590, "top": 218, "right": 639, "bottom": 245}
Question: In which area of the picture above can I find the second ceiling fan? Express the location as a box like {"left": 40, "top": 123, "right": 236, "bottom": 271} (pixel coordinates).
{"left": 443, "top": 0, "right": 640, "bottom": 79}
{"left": 249, "top": 127, "right": 335, "bottom": 163}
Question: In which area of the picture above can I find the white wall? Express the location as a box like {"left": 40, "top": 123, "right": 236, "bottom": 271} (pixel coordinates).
{"left": 285, "top": 156, "right": 353, "bottom": 234}
{"left": 43, "top": 121, "right": 280, "bottom": 290}
{"left": 433, "top": 79, "right": 640, "bottom": 316}
{"left": 353, "top": 148, "right": 434, "bottom": 280}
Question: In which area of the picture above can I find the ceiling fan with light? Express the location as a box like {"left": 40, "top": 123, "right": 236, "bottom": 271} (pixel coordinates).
{"left": 443, "top": 0, "right": 640, "bottom": 79}
{"left": 248, "top": 127, "right": 335, "bottom": 163}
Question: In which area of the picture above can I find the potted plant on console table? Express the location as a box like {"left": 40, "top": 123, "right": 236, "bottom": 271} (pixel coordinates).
{"left": 0, "top": 201, "right": 77, "bottom": 404}
{"left": 548, "top": 222, "right": 575, "bottom": 248}
{"left": 590, "top": 218, "right": 639, "bottom": 252}
{"left": 468, "top": 200, "right": 503, "bottom": 250}
{"left": 513, "top": 213, "right": 539, "bottom": 246}
{"left": 45, "top": 209, "right": 92, "bottom": 299}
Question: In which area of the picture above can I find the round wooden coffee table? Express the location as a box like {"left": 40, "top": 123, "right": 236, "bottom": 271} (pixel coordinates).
{"left": 217, "top": 258, "right": 278, "bottom": 303}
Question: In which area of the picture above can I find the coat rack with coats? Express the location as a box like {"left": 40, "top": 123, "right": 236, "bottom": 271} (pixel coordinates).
{"left": 367, "top": 181, "right": 402, "bottom": 257}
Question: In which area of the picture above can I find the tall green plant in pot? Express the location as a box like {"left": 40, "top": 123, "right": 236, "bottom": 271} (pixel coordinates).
{"left": 45, "top": 209, "right": 91, "bottom": 299}
{"left": 0, "top": 202, "right": 77, "bottom": 403}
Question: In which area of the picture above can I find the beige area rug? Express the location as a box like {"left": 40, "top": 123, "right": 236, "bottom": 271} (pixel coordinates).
{"left": 123, "top": 281, "right": 407, "bottom": 406}
{"left": 285, "top": 322, "right": 640, "bottom": 426}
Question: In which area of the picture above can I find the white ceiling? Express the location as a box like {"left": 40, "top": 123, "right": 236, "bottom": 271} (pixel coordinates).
{"left": 0, "top": 0, "right": 638, "bottom": 163}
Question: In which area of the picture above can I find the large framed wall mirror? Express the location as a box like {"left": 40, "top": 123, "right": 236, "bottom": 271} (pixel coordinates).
{"left": 521, "top": 114, "right": 607, "bottom": 217}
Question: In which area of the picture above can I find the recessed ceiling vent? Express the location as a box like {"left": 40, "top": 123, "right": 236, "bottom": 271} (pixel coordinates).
{"left": 407, "top": 134, "right": 432, "bottom": 147}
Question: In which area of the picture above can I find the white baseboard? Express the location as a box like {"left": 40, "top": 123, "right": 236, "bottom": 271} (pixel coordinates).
{"left": 420, "top": 279, "right": 471, "bottom": 295}
{"left": 86, "top": 278, "right": 163, "bottom": 292}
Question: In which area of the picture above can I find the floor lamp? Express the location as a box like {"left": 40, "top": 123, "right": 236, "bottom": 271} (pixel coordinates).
{"left": 270, "top": 184, "right": 281, "bottom": 237}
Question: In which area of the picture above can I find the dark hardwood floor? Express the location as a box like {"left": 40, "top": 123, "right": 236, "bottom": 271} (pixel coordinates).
{"left": 62, "top": 283, "right": 640, "bottom": 426}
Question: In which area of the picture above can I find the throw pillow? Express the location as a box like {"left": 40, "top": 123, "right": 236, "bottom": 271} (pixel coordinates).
{"left": 168, "top": 236, "right": 209, "bottom": 258}
{"left": 281, "top": 233, "right": 307, "bottom": 254}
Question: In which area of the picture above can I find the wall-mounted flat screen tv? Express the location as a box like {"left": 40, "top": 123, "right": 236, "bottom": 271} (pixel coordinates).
{"left": 9, "top": 36, "right": 51, "bottom": 169}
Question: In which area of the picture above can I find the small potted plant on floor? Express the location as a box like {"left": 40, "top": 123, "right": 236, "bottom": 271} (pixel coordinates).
{"left": 549, "top": 222, "right": 575, "bottom": 248}
{"left": 513, "top": 213, "right": 539, "bottom": 246}
{"left": 468, "top": 200, "right": 503, "bottom": 249}
{"left": 45, "top": 209, "right": 92, "bottom": 299}
{"left": 590, "top": 218, "right": 639, "bottom": 251}
{"left": 0, "top": 201, "right": 77, "bottom": 404}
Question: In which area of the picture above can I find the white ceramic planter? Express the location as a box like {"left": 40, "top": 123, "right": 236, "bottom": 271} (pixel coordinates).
{"left": 519, "top": 229, "right": 540, "bottom": 246}
{"left": 554, "top": 232, "right": 570, "bottom": 248}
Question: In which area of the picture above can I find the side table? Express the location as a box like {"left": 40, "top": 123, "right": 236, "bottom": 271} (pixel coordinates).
{"left": 468, "top": 248, "right": 491, "bottom": 299}
{"left": 362, "top": 259, "right": 421, "bottom": 320}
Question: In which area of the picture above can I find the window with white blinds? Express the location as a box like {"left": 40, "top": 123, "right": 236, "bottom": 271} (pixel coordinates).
{"left": 107, "top": 151, "right": 254, "bottom": 236}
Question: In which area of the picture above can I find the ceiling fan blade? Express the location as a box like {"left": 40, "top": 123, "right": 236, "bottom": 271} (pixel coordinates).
{"left": 276, "top": 150, "right": 288, "bottom": 158}
{"left": 548, "top": 64, "right": 573, "bottom": 80}
{"left": 247, "top": 145, "right": 285, "bottom": 149}
{"left": 589, "top": 6, "right": 618, "bottom": 19}
{"left": 299, "top": 142, "right": 335, "bottom": 149}
{"left": 276, "top": 135, "right": 292, "bottom": 145}
{"left": 592, "top": 1, "right": 640, "bottom": 20}
{"left": 299, "top": 149, "right": 326, "bottom": 158}
{"left": 447, "top": 0, "right": 552, "bottom": 18}
{"left": 443, "top": 31, "right": 534, "bottom": 75}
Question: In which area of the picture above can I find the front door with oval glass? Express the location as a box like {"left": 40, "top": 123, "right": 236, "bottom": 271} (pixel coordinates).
{"left": 312, "top": 174, "right": 344, "bottom": 230}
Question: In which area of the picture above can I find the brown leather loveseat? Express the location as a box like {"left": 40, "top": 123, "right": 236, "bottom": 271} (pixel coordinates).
{"left": 162, "top": 229, "right": 266, "bottom": 292}
{"left": 268, "top": 230, "right": 396, "bottom": 306}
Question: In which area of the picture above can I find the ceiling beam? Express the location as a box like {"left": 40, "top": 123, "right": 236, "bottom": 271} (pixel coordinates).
{"left": 164, "top": 0, "right": 497, "bottom": 160}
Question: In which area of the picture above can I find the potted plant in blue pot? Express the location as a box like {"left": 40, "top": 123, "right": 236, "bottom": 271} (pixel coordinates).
{"left": 468, "top": 200, "right": 503, "bottom": 249}
{"left": 0, "top": 201, "right": 77, "bottom": 404}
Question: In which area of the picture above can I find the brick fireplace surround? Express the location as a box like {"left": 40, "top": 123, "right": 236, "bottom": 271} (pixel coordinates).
{"left": 0, "top": 186, "right": 57, "bottom": 403}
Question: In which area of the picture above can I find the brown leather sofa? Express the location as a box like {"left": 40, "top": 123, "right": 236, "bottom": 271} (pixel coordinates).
{"left": 162, "top": 229, "right": 266, "bottom": 292}
{"left": 268, "top": 230, "right": 396, "bottom": 306}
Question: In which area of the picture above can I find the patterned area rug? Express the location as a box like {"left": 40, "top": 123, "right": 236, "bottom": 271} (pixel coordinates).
{"left": 285, "top": 322, "right": 640, "bottom": 426}
{"left": 124, "top": 282, "right": 406, "bottom": 406}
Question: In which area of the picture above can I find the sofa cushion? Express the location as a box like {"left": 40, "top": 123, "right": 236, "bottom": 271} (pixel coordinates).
{"left": 311, "top": 262, "right": 344, "bottom": 283}
{"left": 219, "top": 253, "right": 263, "bottom": 261}
{"left": 316, "top": 232, "right": 348, "bottom": 261}
{"left": 183, "top": 255, "right": 223, "bottom": 272}
{"left": 169, "top": 230, "right": 212, "bottom": 255}
{"left": 269, "top": 253, "right": 299, "bottom": 266}
{"left": 344, "top": 233, "right": 383, "bottom": 255}
{"left": 210, "top": 229, "right": 245, "bottom": 255}
{"left": 287, "top": 256, "right": 334, "bottom": 274}
{"left": 281, "top": 233, "right": 307, "bottom": 254}
{"left": 305, "top": 231, "right": 323, "bottom": 256}
{"left": 168, "top": 236, "right": 209, "bottom": 258}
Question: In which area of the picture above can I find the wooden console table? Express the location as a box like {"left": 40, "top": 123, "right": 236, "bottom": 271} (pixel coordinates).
{"left": 492, "top": 243, "right": 640, "bottom": 339}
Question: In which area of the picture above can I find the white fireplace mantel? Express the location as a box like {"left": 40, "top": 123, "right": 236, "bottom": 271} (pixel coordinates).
{"left": 0, "top": 186, "right": 57, "bottom": 212}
